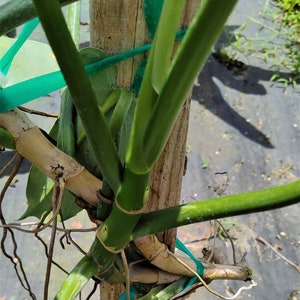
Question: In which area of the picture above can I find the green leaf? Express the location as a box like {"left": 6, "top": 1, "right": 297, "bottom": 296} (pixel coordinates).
{"left": 66, "top": 2, "right": 80, "bottom": 48}
{"left": 57, "top": 88, "right": 76, "bottom": 157}
{"left": 79, "top": 47, "right": 116, "bottom": 106}
{"left": 138, "top": 285, "right": 166, "bottom": 299}
{"left": 139, "top": 277, "right": 189, "bottom": 300}
{"left": 22, "top": 122, "right": 81, "bottom": 221}
{"left": 75, "top": 135, "right": 103, "bottom": 179}
{"left": 108, "top": 89, "right": 133, "bottom": 142}
{"left": 22, "top": 165, "right": 82, "bottom": 221}
{"left": 55, "top": 255, "right": 100, "bottom": 300}
{"left": 71, "top": 48, "right": 117, "bottom": 179}
{"left": 125, "top": 37, "right": 158, "bottom": 174}
{"left": 53, "top": 48, "right": 117, "bottom": 179}
{"left": 118, "top": 96, "right": 136, "bottom": 165}
{"left": 152, "top": 277, "right": 190, "bottom": 300}
{"left": 0, "top": 127, "right": 15, "bottom": 149}
{"left": 102, "top": 88, "right": 137, "bottom": 166}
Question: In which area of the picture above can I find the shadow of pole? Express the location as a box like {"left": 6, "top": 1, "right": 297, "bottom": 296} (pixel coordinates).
{"left": 193, "top": 52, "right": 275, "bottom": 149}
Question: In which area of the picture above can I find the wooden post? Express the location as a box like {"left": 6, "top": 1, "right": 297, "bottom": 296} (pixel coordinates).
{"left": 90, "top": 0, "right": 148, "bottom": 89}
{"left": 90, "top": 0, "right": 200, "bottom": 298}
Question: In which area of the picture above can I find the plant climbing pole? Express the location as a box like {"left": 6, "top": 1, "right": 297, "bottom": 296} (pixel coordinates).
{"left": 89, "top": 0, "right": 201, "bottom": 298}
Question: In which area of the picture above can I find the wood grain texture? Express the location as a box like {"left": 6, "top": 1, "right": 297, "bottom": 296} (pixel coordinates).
{"left": 90, "top": 0, "right": 200, "bottom": 297}
{"left": 90, "top": 0, "right": 147, "bottom": 88}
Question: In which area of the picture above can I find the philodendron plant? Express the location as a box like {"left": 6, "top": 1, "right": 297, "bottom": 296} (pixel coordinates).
{"left": 0, "top": 0, "right": 300, "bottom": 299}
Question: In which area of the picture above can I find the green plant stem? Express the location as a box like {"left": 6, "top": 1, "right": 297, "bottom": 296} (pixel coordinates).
{"left": 143, "top": 0, "right": 238, "bottom": 166}
{"left": 126, "top": 0, "right": 187, "bottom": 173}
{"left": 66, "top": 1, "right": 80, "bottom": 48}
{"left": 56, "top": 169, "right": 150, "bottom": 299}
{"left": 32, "top": 0, "right": 122, "bottom": 193}
{"left": 97, "top": 169, "right": 150, "bottom": 250}
{"left": 151, "top": 0, "right": 185, "bottom": 93}
{"left": 0, "top": 0, "right": 77, "bottom": 36}
{"left": 132, "top": 179, "right": 300, "bottom": 239}
{"left": 126, "top": 0, "right": 238, "bottom": 173}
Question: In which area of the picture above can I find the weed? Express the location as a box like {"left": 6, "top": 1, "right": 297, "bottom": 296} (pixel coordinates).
{"left": 217, "top": 0, "right": 300, "bottom": 86}
{"left": 275, "top": 0, "right": 300, "bottom": 28}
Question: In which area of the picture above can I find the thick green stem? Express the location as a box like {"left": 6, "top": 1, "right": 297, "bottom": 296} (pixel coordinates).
{"left": 143, "top": 0, "right": 238, "bottom": 166}
{"left": 0, "top": 0, "right": 77, "bottom": 36}
{"left": 55, "top": 169, "right": 150, "bottom": 299}
{"left": 126, "top": 0, "right": 185, "bottom": 174}
{"left": 32, "top": 0, "right": 122, "bottom": 193}
{"left": 97, "top": 168, "right": 150, "bottom": 250}
{"left": 132, "top": 180, "right": 300, "bottom": 239}
{"left": 151, "top": 0, "right": 185, "bottom": 93}
{"left": 126, "top": 0, "right": 238, "bottom": 173}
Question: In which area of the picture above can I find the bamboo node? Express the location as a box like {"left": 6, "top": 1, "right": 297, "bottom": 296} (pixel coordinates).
{"left": 97, "top": 190, "right": 114, "bottom": 205}
{"left": 96, "top": 227, "right": 123, "bottom": 254}
{"left": 94, "top": 260, "right": 115, "bottom": 278}
{"left": 114, "top": 198, "right": 145, "bottom": 215}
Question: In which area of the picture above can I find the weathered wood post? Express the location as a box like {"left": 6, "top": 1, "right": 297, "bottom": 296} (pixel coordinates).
{"left": 90, "top": 1, "right": 200, "bottom": 298}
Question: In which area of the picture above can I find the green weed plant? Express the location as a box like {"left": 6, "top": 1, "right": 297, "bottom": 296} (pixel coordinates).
{"left": 216, "top": 0, "right": 300, "bottom": 86}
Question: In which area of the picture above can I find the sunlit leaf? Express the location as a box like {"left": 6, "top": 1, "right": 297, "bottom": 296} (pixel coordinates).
{"left": 79, "top": 47, "right": 116, "bottom": 106}
{"left": 22, "top": 165, "right": 82, "bottom": 221}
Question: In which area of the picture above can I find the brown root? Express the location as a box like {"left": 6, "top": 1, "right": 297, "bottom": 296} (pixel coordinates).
{"left": 134, "top": 235, "right": 251, "bottom": 282}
